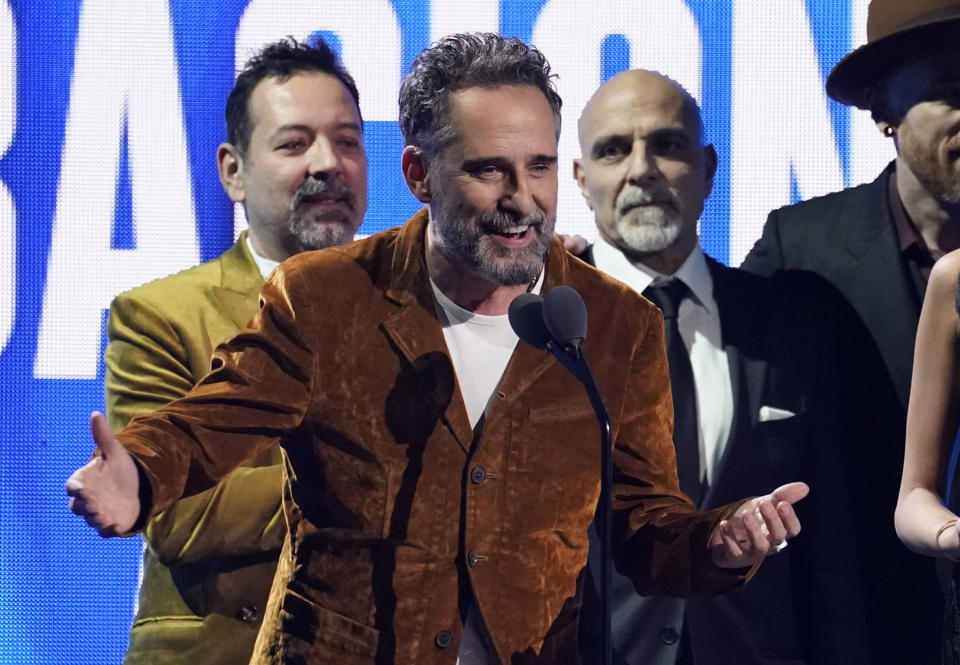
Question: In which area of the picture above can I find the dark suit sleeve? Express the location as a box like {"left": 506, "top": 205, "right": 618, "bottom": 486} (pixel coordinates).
{"left": 105, "top": 292, "right": 286, "bottom": 564}
{"left": 740, "top": 209, "right": 786, "bottom": 277}
{"left": 113, "top": 264, "right": 315, "bottom": 528}
{"left": 613, "top": 304, "right": 756, "bottom": 596}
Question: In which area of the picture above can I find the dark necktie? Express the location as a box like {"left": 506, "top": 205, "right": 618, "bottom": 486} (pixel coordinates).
{"left": 642, "top": 280, "right": 704, "bottom": 506}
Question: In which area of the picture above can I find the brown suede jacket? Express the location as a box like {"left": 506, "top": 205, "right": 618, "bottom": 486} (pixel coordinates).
{"left": 118, "top": 210, "right": 751, "bottom": 665}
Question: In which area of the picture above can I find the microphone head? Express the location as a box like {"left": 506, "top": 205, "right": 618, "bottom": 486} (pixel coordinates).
{"left": 508, "top": 293, "right": 550, "bottom": 350}
{"left": 542, "top": 286, "right": 588, "bottom": 348}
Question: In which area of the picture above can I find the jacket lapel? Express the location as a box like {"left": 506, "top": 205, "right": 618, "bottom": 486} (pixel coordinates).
{"left": 835, "top": 168, "right": 918, "bottom": 408}
{"left": 496, "top": 240, "right": 567, "bottom": 399}
{"left": 379, "top": 210, "right": 473, "bottom": 453}
{"left": 211, "top": 231, "right": 266, "bottom": 330}
{"left": 702, "top": 260, "right": 766, "bottom": 508}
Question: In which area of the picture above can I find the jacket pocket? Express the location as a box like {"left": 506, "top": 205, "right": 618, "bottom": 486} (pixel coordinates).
{"left": 279, "top": 591, "right": 379, "bottom": 659}
{"left": 528, "top": 402, "right": 594, "bottom": 423}
{"left": 312, "top": 606, "right": 379, "bottom": 658}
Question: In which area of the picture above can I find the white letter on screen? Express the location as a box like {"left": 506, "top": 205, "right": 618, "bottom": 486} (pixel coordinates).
{"left": 533, "top": 0, "right": 702, "bottom": 239}
{"left": 35, "top": 0, "right": 198, "bottom": 379}
{"left": 430, "top": 0, "right": 499, "bottom": 41}
{"left": 0, "top": 0, "right": 14, "bottom": 356}
{"left": 729, "top": 0, "right": 844, "bottom": 265}
{"left": 848, "top": 0, "right": 895, "bottom": 186}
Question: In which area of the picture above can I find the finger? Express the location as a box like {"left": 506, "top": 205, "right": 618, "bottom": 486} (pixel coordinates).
{"left": 741, "top": 508, "right": 770, "bottom": 555}
{"left": 719, "top": 520, "right": 743, "bottom": 560}
{"left": 560, "top": 234, "right": 588, "bottom": 254}
{"left": 776, "top": 501, "right": 802, "bottom": 538}
{"left": 77, "top": 506, "right": 118, "bottom": 537}
{"left": 70, "top": 493, "right": 101, "bottom": 518}
{"left": 89, "top": 411, "right": 122, "bottom": 459}
{"left": 96, "top": 523, "right": 121, "bottom": 538}
{"left": 769, "top": 481, "right": 809, "bottom": 506}
{"left": 65, "top": 470, "right": 84, "bottom": 497}
{"left": 758, "top": 499, "right": 788, "bottom": 543}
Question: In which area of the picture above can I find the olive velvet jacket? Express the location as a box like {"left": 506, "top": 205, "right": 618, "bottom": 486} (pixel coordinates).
{"left": 116, "top": 210, "right": 752, "bottom": 665}
{"left": 106, "top": 232, "right": 284, "bottom": 664}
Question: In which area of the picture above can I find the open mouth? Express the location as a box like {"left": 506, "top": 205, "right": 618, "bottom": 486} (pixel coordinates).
{"left": 495, "top": 225, "right": 534, "bottom": 239}
{"left": 485, "top": 224, "right": 541, "bottom": 242}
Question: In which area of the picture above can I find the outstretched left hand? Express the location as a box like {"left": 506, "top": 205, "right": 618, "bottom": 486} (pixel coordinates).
{"left": 710, "top": 482, "right": 809, "bottom": 569}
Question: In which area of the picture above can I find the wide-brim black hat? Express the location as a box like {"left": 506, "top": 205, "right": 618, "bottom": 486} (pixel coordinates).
{"left": 826, "top": 1, "right": 960, "bottom": 109}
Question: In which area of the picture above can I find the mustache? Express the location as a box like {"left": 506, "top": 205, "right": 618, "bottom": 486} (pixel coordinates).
{"left": 616, "top": 185, "right": 675, "bottom": 216}
{"left": 291, "top": 177, "right": 356, "bottom": 210}
{"left": 476, "top": 208, "right": 548, "bottom": 233}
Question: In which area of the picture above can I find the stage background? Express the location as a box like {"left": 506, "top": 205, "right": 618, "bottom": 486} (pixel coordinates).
{"left": 0, "top": 1, "right": 895, "bottom": 661}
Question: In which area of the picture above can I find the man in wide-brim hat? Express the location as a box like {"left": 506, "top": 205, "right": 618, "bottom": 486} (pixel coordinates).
{"left": 743, "top": 2, "right": 960, "bottom": 664}
{"left": 826, "top": 1, "right": 960, "bottom": 109}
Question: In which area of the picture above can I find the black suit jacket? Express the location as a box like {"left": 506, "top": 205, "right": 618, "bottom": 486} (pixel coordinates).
{"left": 579, "top": 249, "right": 868, "bottom": 665}
{"left": 742, "top": 163, "right": 942, "bottom": 665}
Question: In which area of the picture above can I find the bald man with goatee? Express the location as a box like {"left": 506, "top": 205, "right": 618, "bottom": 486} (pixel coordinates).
{"left": 574, "top": 70, "right": 868, "bottom": 665}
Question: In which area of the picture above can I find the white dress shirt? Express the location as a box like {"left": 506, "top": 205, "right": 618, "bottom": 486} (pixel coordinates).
{"left": 591, "top": 237, "right": 733, "bottom": 487}
{"left": 245, "top": 234, "right": 280, "bottom": 280}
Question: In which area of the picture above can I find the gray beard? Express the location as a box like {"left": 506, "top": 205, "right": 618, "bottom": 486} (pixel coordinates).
{"left": 615, "top": 206, "right": 682, "bottom": 254}
{"left": 285, "top": 175, "right": 359, "bottom": 251}
{"left": 288, "top": 208, "right": 352, "bottom": 252}
{"left": 432, "top": 200, "right": 553, "bottom": 286}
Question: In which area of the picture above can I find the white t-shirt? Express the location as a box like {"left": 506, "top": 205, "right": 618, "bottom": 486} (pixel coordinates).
{"left": 431, "top": 282, "right": 520, "bottom": 428}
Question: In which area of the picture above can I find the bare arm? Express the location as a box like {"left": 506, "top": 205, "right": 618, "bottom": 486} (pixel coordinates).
{"left": 896, "top": 251, "right": 960, "bottom": 557}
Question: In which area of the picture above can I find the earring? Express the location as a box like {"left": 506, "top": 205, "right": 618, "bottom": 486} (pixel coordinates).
{"left": 883, "top": 126, "right": 896, "bottom": 137}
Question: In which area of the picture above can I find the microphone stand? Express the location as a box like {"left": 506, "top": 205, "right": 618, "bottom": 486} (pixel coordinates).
{"left": 546, "top": 340, "right": 613, "bottom": 665}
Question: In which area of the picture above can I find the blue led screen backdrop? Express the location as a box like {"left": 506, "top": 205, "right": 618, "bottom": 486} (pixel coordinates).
{"left": 0, "top": 1, "right": 894, "bottom": 662}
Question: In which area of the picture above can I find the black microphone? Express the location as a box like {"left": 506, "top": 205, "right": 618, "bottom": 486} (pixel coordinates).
{"left": 508, "top": 285, "right": 613, "bottom": 665}
{"left": 542, "top": 285, "right": 588, "bottom": 351}
{"left": 507, "top": 292, "right": 551, "bottom": 350}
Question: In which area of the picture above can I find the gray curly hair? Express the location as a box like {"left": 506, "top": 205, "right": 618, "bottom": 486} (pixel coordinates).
{"left": 398, "top": 32, "right": 562, "bottom": 162}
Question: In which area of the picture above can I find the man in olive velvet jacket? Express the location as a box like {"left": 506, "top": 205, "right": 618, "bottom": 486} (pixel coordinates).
{"left": 106, "top": 38, "right": 367, "bottom": 665}
{"left": 72, "top": 34, "right": 806, "bottom": 665}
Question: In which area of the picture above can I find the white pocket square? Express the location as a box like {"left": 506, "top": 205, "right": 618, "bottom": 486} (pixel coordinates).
{"left": 758, "top": 405, "right": 796, "bottom": 422}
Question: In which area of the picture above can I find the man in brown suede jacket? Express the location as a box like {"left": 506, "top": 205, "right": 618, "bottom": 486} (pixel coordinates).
{"left": 68, "top": 34, "right": 807, "bottom": 665}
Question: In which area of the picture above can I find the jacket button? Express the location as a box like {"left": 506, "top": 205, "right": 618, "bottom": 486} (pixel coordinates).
{"left": 659, "top": 626, "right": 679, "bottom": 645}
{"left": 434, "top": 630, "right": 454, "bottom": 649}
{"left": 470, "top": 466, "right": 487, "bottom": 484}
{"left": 236, "top": 605, "right": 260, "bottom": 624}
